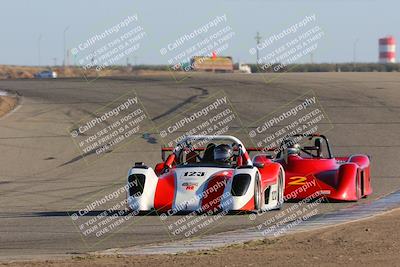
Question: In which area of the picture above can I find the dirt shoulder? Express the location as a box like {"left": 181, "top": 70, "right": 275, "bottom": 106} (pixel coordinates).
{"left": 0, "top": 65, "right": 171, "bottom": 79}
{"left": 1, "top": 208, "right": 399, "bottom": 267}
{"left": 0, "top": 95, "right": 18, "bottom": 118}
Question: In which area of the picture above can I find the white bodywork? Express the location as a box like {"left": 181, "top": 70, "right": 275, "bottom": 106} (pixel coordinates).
{"left": 127, "top": 135, "right": 284, "bottom": 213}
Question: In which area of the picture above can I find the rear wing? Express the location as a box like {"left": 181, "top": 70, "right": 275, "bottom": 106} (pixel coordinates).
{"left": 246, "top": 147, "right": 276, "bottom": 152}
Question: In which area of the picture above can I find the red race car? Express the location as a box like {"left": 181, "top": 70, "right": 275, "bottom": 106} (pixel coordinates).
{"left": 253, "top": 134, "right": 372, "bottom": 202}
{"left": 127, "top": 135, "right": 285, "bottom": 214}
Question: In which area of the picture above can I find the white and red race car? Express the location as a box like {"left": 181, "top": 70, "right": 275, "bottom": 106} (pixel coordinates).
{"left": 127, "top": 135, "right": 285, "bottom": 214}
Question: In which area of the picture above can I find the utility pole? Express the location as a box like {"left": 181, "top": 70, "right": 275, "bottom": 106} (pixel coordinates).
{"left": 255, "top": 32, "right": 262, "bottom": 65}
{"left": 66, "top": 49, "right": 70, "bottom": 66}
{"left": 353, "top": 38, "right": 359, "bottom": 70}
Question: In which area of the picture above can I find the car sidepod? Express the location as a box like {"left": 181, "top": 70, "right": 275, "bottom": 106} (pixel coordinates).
{"left": 222, "top": 163, "right": 284, "bottom": 212}
{"left": 334, "top": 154, "right": 372, "bottom": 201}
{"left": 127, "top": 166, "right": 158, "bottom": 211}
{"left": 258, "top": 162, "right": 285, "bottom": 211}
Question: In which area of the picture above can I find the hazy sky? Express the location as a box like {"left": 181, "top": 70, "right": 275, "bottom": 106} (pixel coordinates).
{"left": 0, "top": 0, "right": 398, "bottom": 65}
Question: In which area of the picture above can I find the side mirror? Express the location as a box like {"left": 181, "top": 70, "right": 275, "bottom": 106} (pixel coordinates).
{"left": 155, "top": 163, "right": 165, "bottom": 176}
{"left": 132, "top": 162, "right": 148, "bottom": 169}
{"left": 315, "top": 138, "right": 322, "bottom": 157}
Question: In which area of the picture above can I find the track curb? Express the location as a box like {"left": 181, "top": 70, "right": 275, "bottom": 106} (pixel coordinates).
{"left": 95, "top": 190, "right": 400, "bottom": 255}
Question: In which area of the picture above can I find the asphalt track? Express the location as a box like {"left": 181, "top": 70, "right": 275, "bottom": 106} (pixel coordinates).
{"left": 0, "top": 72, "right": 399, "bottom": 259}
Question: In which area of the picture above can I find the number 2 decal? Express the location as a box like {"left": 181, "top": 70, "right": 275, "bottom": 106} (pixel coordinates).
{"left": 288, "top": 176, "right": 307, "bottom": 186}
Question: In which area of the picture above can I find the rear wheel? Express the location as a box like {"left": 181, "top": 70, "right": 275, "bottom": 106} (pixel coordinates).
{"left": 355, "top": 169, "right": 361, "bottom": 200}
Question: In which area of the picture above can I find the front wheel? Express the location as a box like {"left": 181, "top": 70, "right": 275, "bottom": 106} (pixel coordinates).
{"left": 254, "top": 178, "right": 261, "bottom": 211}
{"left": 276, "top": 170, "right": 285, "bottom": 210}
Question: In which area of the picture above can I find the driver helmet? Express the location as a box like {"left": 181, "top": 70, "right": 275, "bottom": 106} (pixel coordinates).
{"left": 286, "top": 141, "right": 301, "bottom": 156}
{"left": 214, "top": 144, "right": 233, "bottom": 163}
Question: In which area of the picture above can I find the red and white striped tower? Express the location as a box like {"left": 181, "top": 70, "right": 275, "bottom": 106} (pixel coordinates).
{"left": 379, "top": 36, "right": 396, "bottom": 63}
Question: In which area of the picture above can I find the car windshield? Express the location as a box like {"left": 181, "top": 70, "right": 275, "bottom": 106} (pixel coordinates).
{"left": 174, "top": 137, "right": 241, "bottom": 168}
{"left": 277, "top": 135, "right": 331, "bottom": 159}
{"left": 176, "top": 162, "right": 233, "bottom": 168}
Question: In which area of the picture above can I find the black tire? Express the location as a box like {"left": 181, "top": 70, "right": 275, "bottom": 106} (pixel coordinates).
{"left": 254, "top": 178, "right": 261, "bottom": 211}
{"left": 355, "top": 170, "right": 361, "bottom": 200}
{"left": 276, "top": 170, "right": 284, "bottom": 210}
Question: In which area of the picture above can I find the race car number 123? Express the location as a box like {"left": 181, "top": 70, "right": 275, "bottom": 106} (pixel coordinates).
{"left": 184, "top": 171, "right": 205, "bottom": 177}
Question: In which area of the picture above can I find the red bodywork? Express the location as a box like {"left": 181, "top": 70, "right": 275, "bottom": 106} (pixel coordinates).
{"left": 249, "top": 134, "right": 372, "bottom": 202}
{"left": 154, "top": 147, "right": 282, "bottom": 211}
{"left": 277, "top": 154, "right": 372, "bottom": 201}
